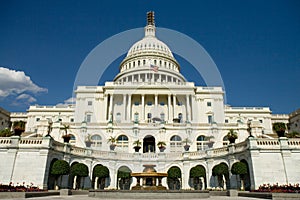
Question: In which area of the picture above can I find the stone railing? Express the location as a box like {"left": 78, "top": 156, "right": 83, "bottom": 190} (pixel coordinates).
{"left": 19, "top": 138, "right": 43, "bottom": 145}
{"left": 287, "top": 139, "right": 300, "bottom": 147}
{"left": 1, "top": 137, "right": 300, "bottom": 162}
{"left": 256, "top": 139, "right": 280, "bottom": 146}
{"left": 0, "top": 138, "right": 11, "bottom": 145}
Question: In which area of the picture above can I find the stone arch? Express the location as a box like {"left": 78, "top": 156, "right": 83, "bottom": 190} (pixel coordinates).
{"left": 117, "top": 166, "right": 132, "bottom": 190}
{"left": 211, "top": 162, "right": 229, "bottom": 189}
{"left": 47, "top": 158, "right": 58, "bottom": 190}
{"left": 92, "top": 164, "right": 110, "bottom": 190}
{"left": 240, "top": 159, "right": 251, "bottom": 191}
{"left": 189, "top": 164, "right": 206, "bottom": 190}
{"left": 167, "top": 166, "right": 182, "bottom": 190}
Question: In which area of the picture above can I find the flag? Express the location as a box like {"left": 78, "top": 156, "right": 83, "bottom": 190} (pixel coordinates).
{"left": 150, "top": 64, "right": 159, "bottom": 72}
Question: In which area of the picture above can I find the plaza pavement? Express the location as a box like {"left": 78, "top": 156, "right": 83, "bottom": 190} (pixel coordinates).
{"left": 0, "top": 195, "right": 263, "bottom": 200}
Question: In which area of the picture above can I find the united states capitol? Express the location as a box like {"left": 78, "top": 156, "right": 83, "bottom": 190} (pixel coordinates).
{"left": 1, "top": 12, "right": 299, "bottom": 191}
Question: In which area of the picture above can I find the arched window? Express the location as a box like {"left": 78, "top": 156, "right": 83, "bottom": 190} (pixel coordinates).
{"left": 170, "top": 135, "right": 182, "bottom": 152}
{"left": 91, "top": 135, "right": 102, "bottom": 148}
{"left": 138, "top": 60, "right": 140, "bottom": 66}
{"left": 223, "top": 136, "right": 229, "bottom": 146}
{"left": 147, "top": 113, "right": 152, "bottom": 123}
{"left": 117, "top": 135, "right": 129, "bottom": 151}
{"left": 197, "top": 135, "right": 209, "bottom": 151}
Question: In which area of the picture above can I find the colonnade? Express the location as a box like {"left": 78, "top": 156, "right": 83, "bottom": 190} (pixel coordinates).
{"left": 105, "top": 93, "right": 193, "bottom": 123}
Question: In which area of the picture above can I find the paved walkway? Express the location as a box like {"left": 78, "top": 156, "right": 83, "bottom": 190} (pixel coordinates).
{"left": 0, "top": 195, "right": 263, "bottom": 200}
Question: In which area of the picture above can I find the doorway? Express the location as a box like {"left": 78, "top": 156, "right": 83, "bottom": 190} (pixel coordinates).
{"left": 143, "top": 135, "right": 156, "bottom": 153}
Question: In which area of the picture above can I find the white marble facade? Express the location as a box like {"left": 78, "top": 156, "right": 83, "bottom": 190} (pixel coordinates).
{"left": 1, "top": 12, "right": 298, "bottom": 191}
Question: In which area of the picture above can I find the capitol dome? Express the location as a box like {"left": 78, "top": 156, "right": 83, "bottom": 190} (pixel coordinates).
{"left": 114, "top": 11, "right": 186, "bottom": 84}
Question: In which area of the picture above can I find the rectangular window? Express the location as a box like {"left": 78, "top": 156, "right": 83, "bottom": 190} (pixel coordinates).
{"left": 134, "top": 101, "right": 140, "bottom": 106}
{"left": 208, "top": 115, "right": 212, "bottom": 124}
{"left": 177, "top": 102, "right": 183, "bottom": 106}
{"left": 259, "top": 119, "right": 263, "bottom": 123}
{"left": 86, "top": 114, "right": 91, "bottom": 123}
{"left": 36, "top": 118, "right": 40, "bottom": 122}
{"left": 160, "top": 102, "right": 165, "bottom": 106}
{"left": 88, "top": 101, "right": 92, "bottom": 106}
{"left": 70, "top": 118, "right": 74, "bottom": 122}
{"left": 147, "top": 101, "right": 152, "bottom": 106}
{"left": 207, "top": 102, "right": 212, "bottom": 107}
{"left": 225, "top": 119, "right": 229, "bottom": 123}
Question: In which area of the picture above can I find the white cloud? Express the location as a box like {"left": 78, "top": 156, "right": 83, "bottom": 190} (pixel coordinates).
{"left": 16, "top": 94, "right": 37, "bottom": 103}
{"left": 0, "top": 67, "right": 48, "bottom": 98}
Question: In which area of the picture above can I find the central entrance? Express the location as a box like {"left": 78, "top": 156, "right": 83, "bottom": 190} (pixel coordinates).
{"left": 143, "top": 135, "right": 155, "bottom": 153}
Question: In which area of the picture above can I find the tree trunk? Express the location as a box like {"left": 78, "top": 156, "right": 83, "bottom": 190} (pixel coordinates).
{"left": 54, "top": 178, "right": 58, "bottom": 190}
{"left": 94, "top": 177, "right": 99, "bottom": 189}
{"left": 73, "top": 176, "right": 77, "bottom": 190}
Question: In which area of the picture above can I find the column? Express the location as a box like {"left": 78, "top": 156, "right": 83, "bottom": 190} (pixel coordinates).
{"left": 173, "top": 95, "right": 176, "bottom": 119}
{"left": 123, "top": 94, "right": 127, "bottom": 121}
{"left": 168, "top": 94, "right": 172, "bottom": 123}
{"left": 104, "top": 94, "right": 108, "bottom": 121}
{"left": 141, "top": 94, "right": 145, "bottom": 121}
{"left": 127, "top": 94, "right": 132, "bottom": 121}
{"left": 108, "top": 94, "right": 114, "bottom": 121}
{"left": 186, "top": 95, "right": 190, "bottom": 122}
{"left": 155, "top": 94, "right": 158, "bottom": 107}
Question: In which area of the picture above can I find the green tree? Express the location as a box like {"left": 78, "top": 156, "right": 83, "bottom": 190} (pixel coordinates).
{"left": 167, "top": 167, "right": 181, "bottom": 190}
{"left": 50, "top": 160, "right": 70, "bottom": 189}
{"left": 231, "top": 162, "right": 248, "bottom": 190}
{"left": 272, "top": 122, "right": 286, "bottom": 137}
{"left": 190, "top": 165, "right": 206, "bottom": 190}
{"left": 117, "top": 167, "right": 131, "bottom": 190}
{"left": 212, "top": 163, "right": 229, "bottom": 188}
{"left": 0, "top": 128, "right": 13, "bottom": 137}
{"left": 93, "top": 165, "right": 109, "bottom": 189}
{"left": 71, "top": 163, "right": 89, "bottom": 189}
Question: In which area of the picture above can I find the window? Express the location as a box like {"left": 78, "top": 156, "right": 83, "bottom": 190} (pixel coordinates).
{"left": 70, "top": 118, "right": 74, "bottom": 122}
{"left": 143, "top": 60, "right": 146, "bottom": 65}
{"left": 88, "top": 101, "right": 92, "bottom": 106}
{"left": 116, "top": 113, "right": 121, "bottom": 123}
{"left": 197, "top": 135, "right": 209, "bottom": 151}
{"left": 154, "top": 60, "right": 157, "bottom": 65}
{"left": 178, "top": 113, "right": 183, "bottom": 123}
{"left": 207, "top": 102, "right": 212, "bottom": 107}
{"left": 91, "top": 135, "right": 102, "bottom": 148}
{"left": 170, "top": 135, "right": 182, "bottom": 152}
{"left": 86, "top": 114, "right": 91, "bottom": 123}
{"left": 177, "top": 102, "right": 183, "bottom": 106}
{"left": 147, "top": 113, "right": 152, "bottom": 123}
{"left": 160, "top": 102, "right": 165, "bottom": 106}
{"left": 134, "top": 101, "right": 140, "bottom": 106}
{"left": 208, "top": 115, "right": 213, "bottom": 124}
{"left": 259, "top": 119, "right": 263, "bottom": 123}
{"left": 138, "top": 60, "right": 140, "bottom": 66}
{"left": 147, "top": 101, "right": 152, "bottom": 106}
{"left": 117, "top": 135, "right": 129, "bottom": 151}
{"left": 225, "top": 119, "right": 229, "bottom": 123}
{"left": 36, "top": 118, "right": 40, "bottom": 122}
{"left": 160, "top": 113, "right": 165, "bottom": 122}
{"left": 134, "top": 112, "right": 139, "bottom": 122}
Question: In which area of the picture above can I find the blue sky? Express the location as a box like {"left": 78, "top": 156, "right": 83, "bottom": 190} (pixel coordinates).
{"left": 0, "top": 0, "right": 299, "bottom": 114}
